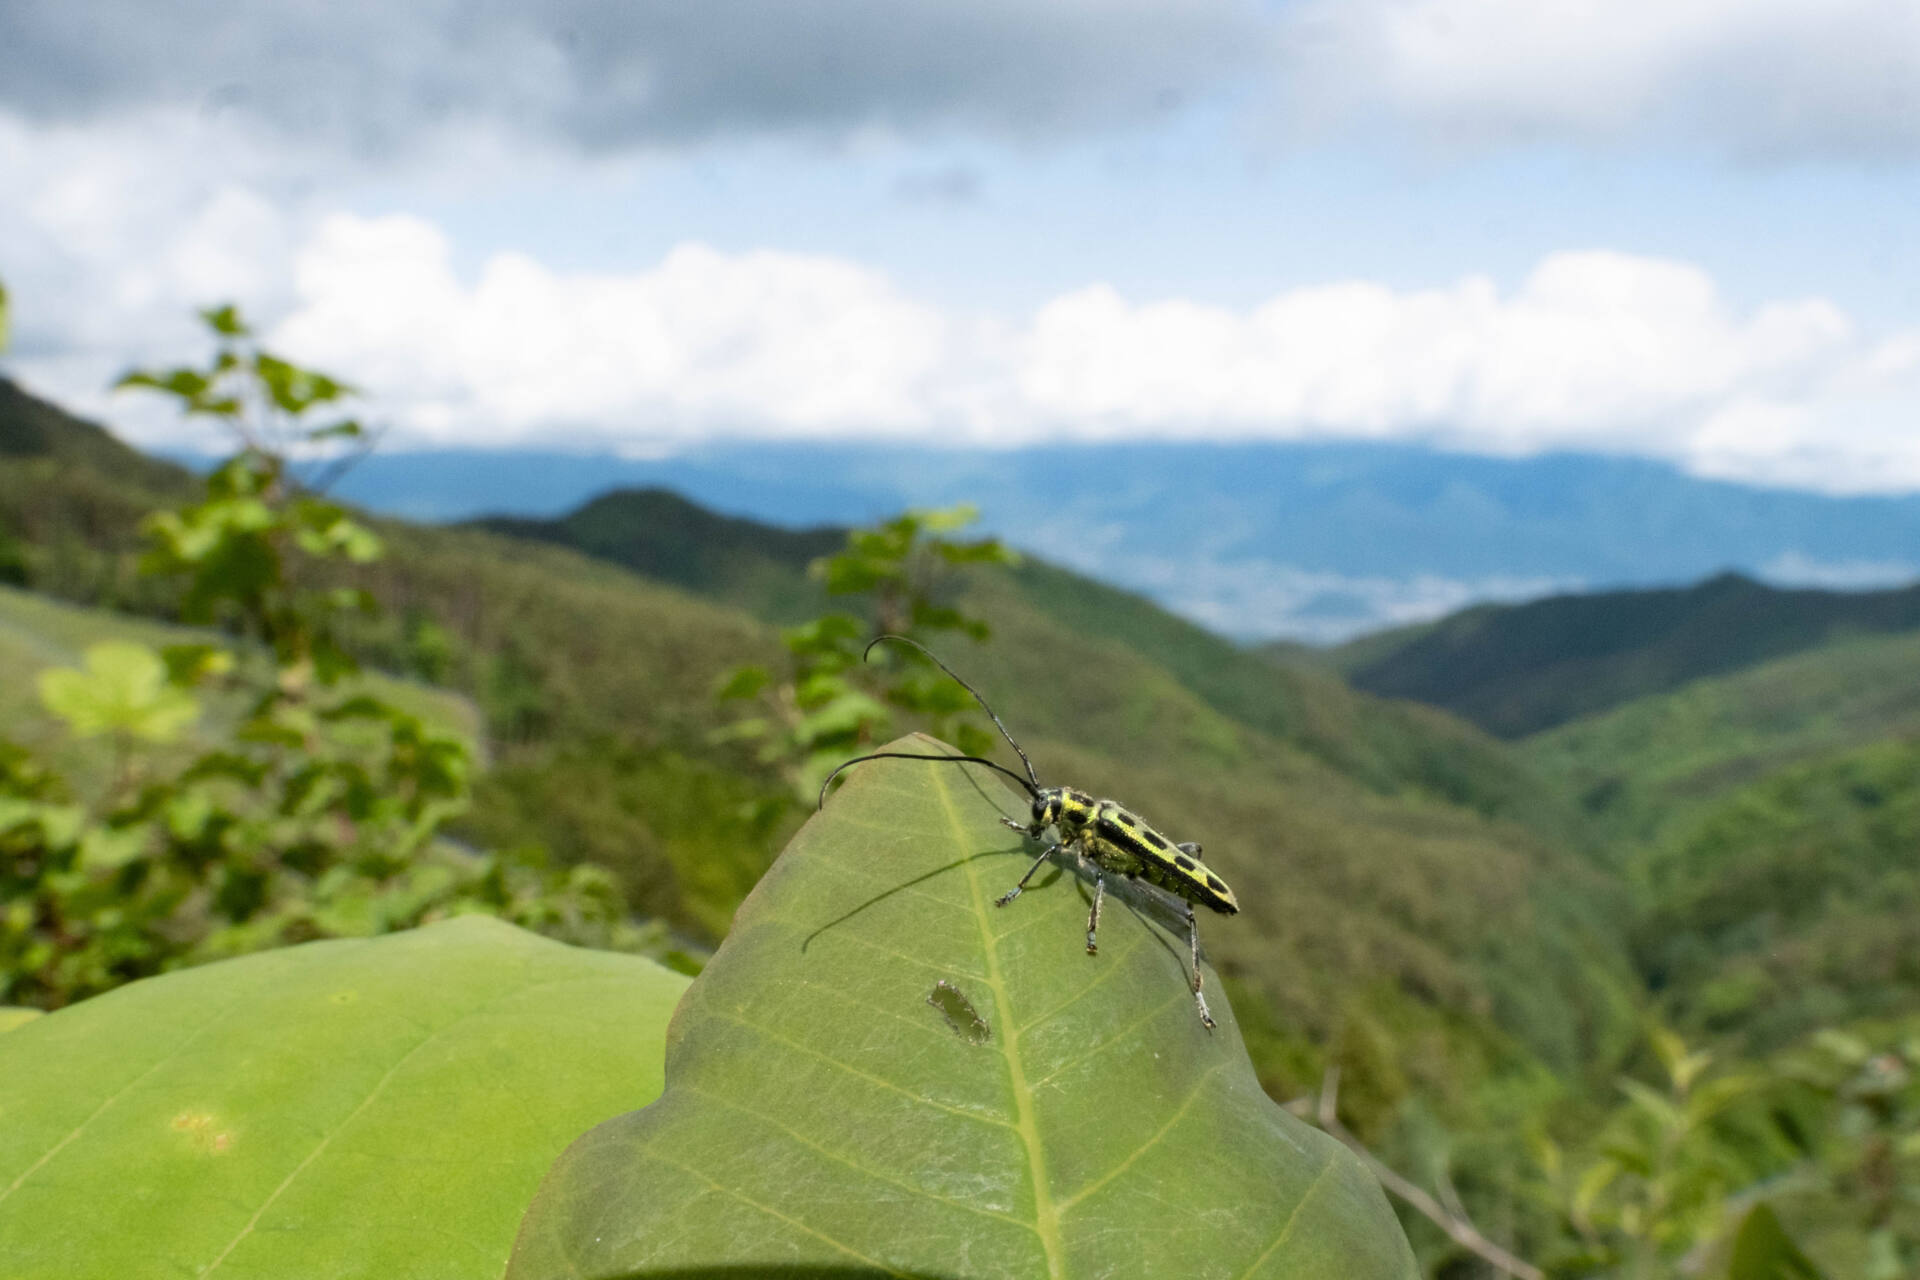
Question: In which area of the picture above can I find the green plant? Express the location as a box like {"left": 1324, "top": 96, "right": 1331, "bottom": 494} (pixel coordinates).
{"left": 0, "top": 307, "right": 638, "bottom": 1008}
{"left": 1537, "top": 1027, "right": 1773, "bottom": 1277}
{"left": 120, "top": 303, "right": 379, "bottom": 679}
{"left": 1769, "top": 1027, "right": 1920, "bottom": 1278}
{"left": 714, "top": 505, "right": 1018, "bottom": 802}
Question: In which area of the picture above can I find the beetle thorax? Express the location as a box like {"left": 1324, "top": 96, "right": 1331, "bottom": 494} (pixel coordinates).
{"left": 1034, "top": 786, "right": 1099, "bottom": 835}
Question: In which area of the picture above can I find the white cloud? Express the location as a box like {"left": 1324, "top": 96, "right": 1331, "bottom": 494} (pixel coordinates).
{"left": 247, "top": 218, "right": 1918, "bottom": 493}
{"left": 1279, "top": 0, "right": 1920, "bottom": 158}
{"left": 7, "top": 171, "right": 1918, "bottom": 495}
{"left": 0, "top": 110, "right": 312, "bottom": 431}
{"left": 1019, "top": 254, "right": 1854, "bottom": 450}
{"left": 272, "top": 214, "right": 956, "bottom": 447}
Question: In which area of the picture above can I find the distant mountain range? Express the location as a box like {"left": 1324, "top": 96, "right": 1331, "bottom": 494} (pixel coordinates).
{"left": 1309, "top": 570, "right": 1920, "bottom": 737}
{"left": 300, "top": 441, "right": 1920, "bottom": 641}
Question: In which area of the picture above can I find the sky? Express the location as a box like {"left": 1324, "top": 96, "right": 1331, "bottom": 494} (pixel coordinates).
{"left": 2, "top": 0, "right": 1920, "bottom": 495}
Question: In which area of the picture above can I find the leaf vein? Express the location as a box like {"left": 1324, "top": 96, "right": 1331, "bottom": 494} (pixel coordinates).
{"left": 1236, "top": 1151, "right": 1339, "bottom": 1280}
{"left": 0, "top": 968, "right": 273, "bottom": 1206}
{"left": 1031, "top": 992, "right": 1189, "bottom": 1089}
{"left": 1058, "top": 1060, "right": 1226, "bottom": 1212}
{"left": 937, "top": 767, "right": 1067, "bottom": 1280}
{"left": 708, "top": 1011, "right": 1016, "bottom": 1132}
{"left": 681, "top": 1085, "right": 1035, "bottom": 1232}
{"left": 201, "top": 980, "right": 538, "bottom": 1275}
{"left": 642, "top": 1148, "right": 919, "bottom": 1278}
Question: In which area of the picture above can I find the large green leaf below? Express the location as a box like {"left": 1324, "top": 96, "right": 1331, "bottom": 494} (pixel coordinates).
{"left": 509, "top": 736, "right": 1417, "bottom": 1279}
{"left": 0, "top": 916, "right": 689, "bottom": 1279}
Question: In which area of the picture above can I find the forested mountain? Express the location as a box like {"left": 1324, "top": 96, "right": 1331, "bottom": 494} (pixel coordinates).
{"left": 1525, "top": 629, "right": 1920, "bottom": 1053}
{"left": 471, "top": 487, "right": 843, "bottom": 621}
{"left": 1314, "top": 570, "right": 1920, "bottom": 737}
{"left": 1276, "top": 563, "right": 1920, "bottom": 1058}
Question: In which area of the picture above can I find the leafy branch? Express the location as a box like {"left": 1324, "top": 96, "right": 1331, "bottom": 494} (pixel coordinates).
{"left": 0, "top": 305, "right": 636, "bottom": 1008}
{"left": 714, "top": 504, "right": 1018, "bottom": 803}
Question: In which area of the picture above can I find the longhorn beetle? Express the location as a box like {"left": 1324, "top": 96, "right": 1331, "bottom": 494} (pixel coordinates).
{"left": 818, "top": 635, "right": 1237, "bottom": 1029}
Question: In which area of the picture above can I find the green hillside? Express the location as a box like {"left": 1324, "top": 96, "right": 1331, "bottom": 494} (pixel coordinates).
{"left": 0, "top": 380, "right": 1639, "bottom": 1141}
{"left": 471, "top": 487, "right": 843, "bottom": 621}
{"left": 1322, "top": 570, "right": 1920, "bottom": 737}
{"left": 1521, "top": 628, "right": 1920, "bottom": 1056}
{"left": 0, "top": 378, "right": 190, "bottom": 493}
{"left": 1527, "top": 628, "right": 1920, "bottom": 849}
{"left": 485, "top": 488, "right": 1588, "bottom": 844}
{"left": 1634, "top": 737, "right": 1920, "bottom": 1049}
{"left": 0, "top": 582, "right": 482, "bottom": 788}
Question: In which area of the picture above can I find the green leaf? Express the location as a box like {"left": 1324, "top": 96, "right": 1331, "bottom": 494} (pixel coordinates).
{"left": 0, "top": 278, "right": 10, "bottom": 352}
{"left": 912, "top": 503, "right": 980, "bottom": 533}
{"left": 0, "top": 917, "right": 689, "bottom": 1280}
{"left": 76, "top": 822, "right": 149, "bottom": 870}
{"left": 794, "top": 689, "right": 891, "bottom": 745}
{"left": 159, "top": 642, "right": 235, "bottom": 687}
{"left": 1618, "top": 1078, "right": 1686, "bottom": 1132}
{"left": 200, "top": 303, "right": 251, "bottom": 337}
{"left": 37, "top": 641, "right": 201, "bottom": 743}
{"left": 1726, "top": 1203, "right": 1827, "bottom": 1280}
{"left": 1571, "top": 1157, "right": 1621, "bottom": 1229}
{"left": 0, "top": 1009, "right": 41, "bottom": 1035}
{"left": 713, "top": 664, "right": 771, "bottom": 702}
{"left": 508, "top": 736, "right": 1417, "bottom": 1279}
{"left": 255, "top": 352, "right": 353, "bottom": 414}
{"left": 306, "top": 418, "right": 364, "bottom": 442}
{"left": 1812, "top": 1029, "right": 1871, "bottom": 1067}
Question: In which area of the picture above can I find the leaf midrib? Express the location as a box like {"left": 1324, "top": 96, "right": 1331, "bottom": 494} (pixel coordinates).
{"left": 935, "top": 765, "right": 1067, "bottom": 1279}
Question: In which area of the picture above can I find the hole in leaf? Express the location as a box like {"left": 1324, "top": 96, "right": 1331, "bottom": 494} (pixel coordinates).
{"left": 926, "top": 980, "right": 990, "bottom": 1045}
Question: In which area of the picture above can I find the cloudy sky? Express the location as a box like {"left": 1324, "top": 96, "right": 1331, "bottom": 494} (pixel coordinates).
{"left": 3, "top": 0, "right": 1919, "bottom": 493}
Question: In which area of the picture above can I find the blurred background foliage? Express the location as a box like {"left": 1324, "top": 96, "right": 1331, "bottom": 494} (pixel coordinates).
{"left": 0, "top": 286, "right": 1915, "bottom": 1276}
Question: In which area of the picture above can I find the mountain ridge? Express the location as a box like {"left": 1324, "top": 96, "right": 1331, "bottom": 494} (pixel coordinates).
{"left": 255, "top": 438, "right": 1920, "bottom": 641}
{"left": 1318, "top": 570, "right": 1920, "bottom": 737}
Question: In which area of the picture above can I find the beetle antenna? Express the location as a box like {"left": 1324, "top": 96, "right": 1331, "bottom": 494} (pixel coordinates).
{"left": 818, "top": 751, "right": 1041, "bottom": 810}
{"left": 864, "top": 635, "right": 1041, "bottom": 790}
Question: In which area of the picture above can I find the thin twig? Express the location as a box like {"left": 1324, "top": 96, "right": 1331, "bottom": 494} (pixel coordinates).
{"left": 1316, "top": 1067, "right": 1547, "bottom": 1280}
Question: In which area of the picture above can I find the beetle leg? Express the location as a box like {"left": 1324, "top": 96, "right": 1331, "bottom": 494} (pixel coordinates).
{"left": 1185, "top": 903, "right": 1215, "bottom": 1029}
{"left": 995, "top": 842, "right": 1060, "bottom": 908}
{"left": 1085, "top": 872, "right": 1105, "bottom": 954}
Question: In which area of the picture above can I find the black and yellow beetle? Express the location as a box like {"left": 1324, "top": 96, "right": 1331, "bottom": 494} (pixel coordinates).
{"left": 820, "top": 636, "right": 1238, "bottom": 1028}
